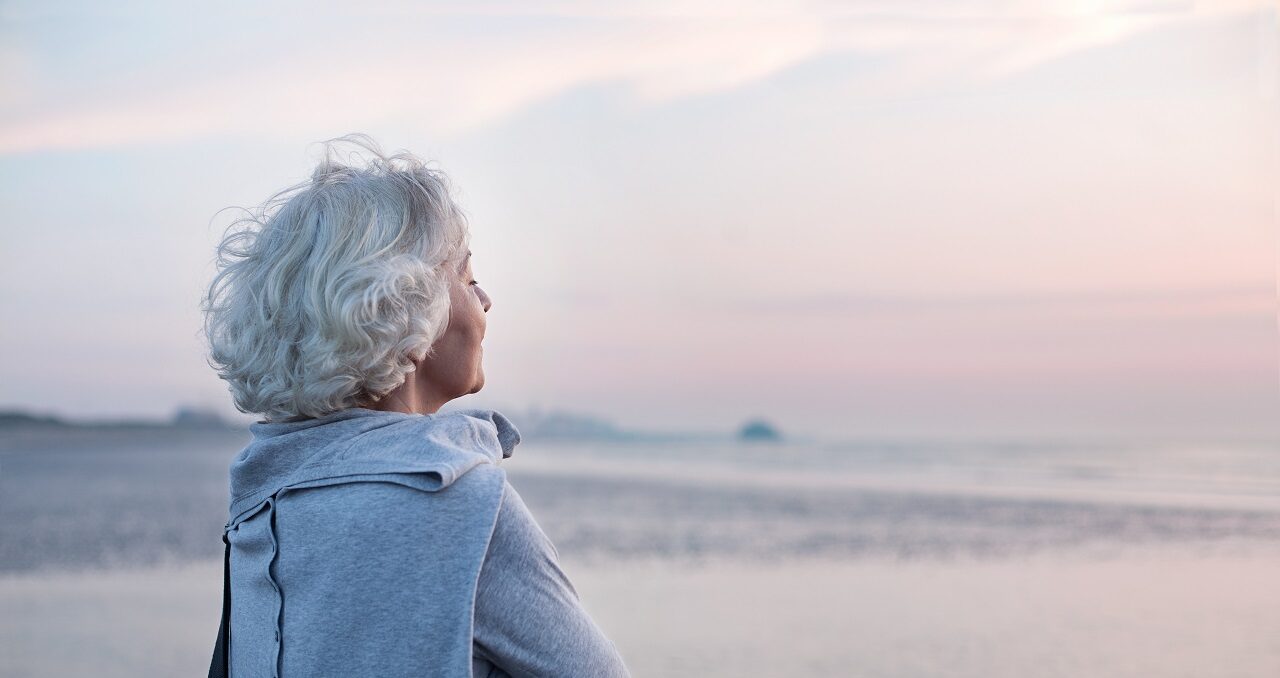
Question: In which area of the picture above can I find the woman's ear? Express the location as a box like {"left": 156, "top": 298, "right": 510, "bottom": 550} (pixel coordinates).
{"left": 406, "top": 346, "right": 433, "bottom": 369}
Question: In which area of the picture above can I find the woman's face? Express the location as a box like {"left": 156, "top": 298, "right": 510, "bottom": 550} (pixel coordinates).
{"left": 419, "top": 252, "right": 492, "bottom": 400}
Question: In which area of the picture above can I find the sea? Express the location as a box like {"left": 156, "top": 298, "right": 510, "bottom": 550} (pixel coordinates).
{"left": 2, "top": 423, "right": 1277, "bottom": 677}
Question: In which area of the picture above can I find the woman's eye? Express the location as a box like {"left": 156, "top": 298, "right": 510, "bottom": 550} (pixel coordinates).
{"left": 469, "top": 280, "right": 479, "bottom": 286}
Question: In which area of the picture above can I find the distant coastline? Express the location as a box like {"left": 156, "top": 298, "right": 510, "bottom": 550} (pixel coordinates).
{"left": 462, "top": 408, "right": 733, "bottom": 444}
{"left": 0, "top": 408, "right": 242, "bottom": 432}
{"left": 0, "top": 407, "right": 730, "bottom": 443}
{"left": 0, "top": 406, "right": 791, "bottom": 445}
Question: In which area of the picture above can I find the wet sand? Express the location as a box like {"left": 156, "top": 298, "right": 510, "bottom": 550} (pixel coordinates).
{"left": 3, "top": 548, "right": 1278, "bottom": 678}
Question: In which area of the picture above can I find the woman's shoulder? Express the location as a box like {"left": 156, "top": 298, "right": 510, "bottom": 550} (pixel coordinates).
{"left": 384, "top": 408, "right": 521, "bottom": 463}
{"left": 228, "top": 407, "right": 520, "bottom": 527}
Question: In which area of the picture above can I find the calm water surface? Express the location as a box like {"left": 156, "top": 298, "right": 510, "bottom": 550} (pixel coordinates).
{"left": 2, "top": 424, "right": 1278, "bottom": 677}
{"left": 2, "top": 425, "right": 1277, "bottom": 572}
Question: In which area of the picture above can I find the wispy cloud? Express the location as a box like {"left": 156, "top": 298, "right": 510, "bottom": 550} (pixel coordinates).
{"left": 0, "top": 0, "right": 1267, "bottom": 153}
{"left": 718, "top": 283, "right": 1277, "bottom": 317}
{"left": 0, "top": 12, "right": 829, "bottom": 153}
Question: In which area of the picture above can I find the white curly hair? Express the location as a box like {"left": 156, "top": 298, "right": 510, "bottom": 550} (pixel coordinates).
{"left": 202, "top": 134, "right": 470, "bottom": 421}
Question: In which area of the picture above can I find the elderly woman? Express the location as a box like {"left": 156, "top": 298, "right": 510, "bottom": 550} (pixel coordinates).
{"left": 202, "top": 135, "right": 630, "bottom": 678}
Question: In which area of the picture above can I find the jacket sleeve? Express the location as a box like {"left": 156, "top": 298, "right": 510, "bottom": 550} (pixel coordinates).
{"left": 471, "top": 481, "right": 631, "bottom": 678}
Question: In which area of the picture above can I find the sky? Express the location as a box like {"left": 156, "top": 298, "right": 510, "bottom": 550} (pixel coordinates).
{"left": 0, "top": 0, "right": 1276, "bottom": 440}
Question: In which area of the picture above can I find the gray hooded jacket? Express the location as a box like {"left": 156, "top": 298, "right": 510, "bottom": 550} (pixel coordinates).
{"left": 226, "top": 407, "right": 630, "bottom": 677}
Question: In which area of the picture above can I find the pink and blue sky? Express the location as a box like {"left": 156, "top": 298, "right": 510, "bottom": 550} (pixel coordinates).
{"left": 0, "top": 1, "right": 1276, "bottom": 439}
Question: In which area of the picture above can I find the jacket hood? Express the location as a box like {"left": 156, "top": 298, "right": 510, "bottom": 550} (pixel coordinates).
{"left": 227, "top": 407, "right": 520, "bottom": 527}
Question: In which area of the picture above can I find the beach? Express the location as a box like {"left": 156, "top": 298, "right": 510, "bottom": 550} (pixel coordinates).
{"left": 4, "top": 549, "right": 1278, "bottom": 677}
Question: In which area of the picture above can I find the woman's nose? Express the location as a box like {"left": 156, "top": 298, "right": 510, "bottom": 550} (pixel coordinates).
{"left": 480, "top": 288, "right": 492, "bottom": 313}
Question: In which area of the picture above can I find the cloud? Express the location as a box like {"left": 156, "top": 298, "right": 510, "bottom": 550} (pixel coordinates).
{"left": 0, "top": 13, "right": 832, "bottom": 153}
{"left": 0, "top": 0, "right": 1268, "bottom": 153}
{"left": 719, "top": 283, "right": 1277, "bottom": 317}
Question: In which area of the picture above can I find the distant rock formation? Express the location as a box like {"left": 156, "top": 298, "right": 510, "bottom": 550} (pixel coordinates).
{"left": 737, "top": 418, "right": 781, "bottom": 442}
{"left": 511, "top": 409, "right": 628, "bottom": 441}
{"left": 171, "top": 407, "right": 233, "bottom": 429}
{"left": 0, "top": 407, "right": 240, "bottom": 430}
{"left": 0, "top": 411, "right": 64, "bottom": 428}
